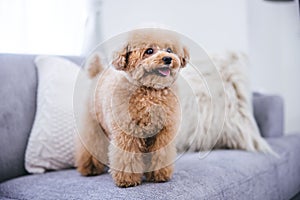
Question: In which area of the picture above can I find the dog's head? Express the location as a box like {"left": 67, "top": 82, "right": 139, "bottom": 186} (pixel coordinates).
{"left": 112, "top": 30, "right": 190, "bottom": 89}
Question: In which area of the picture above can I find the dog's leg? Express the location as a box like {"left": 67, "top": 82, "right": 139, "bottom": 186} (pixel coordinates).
{"left": 76, "top": 144, "right": 105, "bottom": 176}
{"left": 144, "top": 128, "right": 176, "bottom": 182}
{"left": 75, "top": 109, "right": 108, "bottom": 176}
{"left": 109, "top": 132, "right": 144, "bottom": 187}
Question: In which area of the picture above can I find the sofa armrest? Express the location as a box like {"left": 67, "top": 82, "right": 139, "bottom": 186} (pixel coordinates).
{"left": 253, "top": 93, "right": 284, "bottom": 138}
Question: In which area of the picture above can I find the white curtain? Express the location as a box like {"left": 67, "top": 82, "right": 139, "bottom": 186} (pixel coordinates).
{"left": 81, "top": 0, "right": 103, "bottom": 56}
{"left": 0, "top": 0, "right": 87, "bottom": 55}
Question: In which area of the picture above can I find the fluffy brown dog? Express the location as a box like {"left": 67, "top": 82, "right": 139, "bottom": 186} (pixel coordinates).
{"left": 76, "top": 29, "right": 189, "bottom": 187}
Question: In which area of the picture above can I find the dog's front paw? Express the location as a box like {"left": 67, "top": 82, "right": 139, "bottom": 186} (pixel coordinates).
{"left": 111, "top": 170, "right": 142, "bottom": 187}
{"left": 145, "top": 166, "right": 173, "bottom": 182}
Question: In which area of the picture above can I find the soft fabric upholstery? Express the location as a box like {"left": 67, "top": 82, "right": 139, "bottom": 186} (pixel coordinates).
{"left": 1, "top": 134, "right": 300, "bottom": 200}
{"left": 253, "top": 92, "right": 284, "bottom": 138}
{"left": 0, "top": 54, "right": 83, "bottom": 182}
{"left": 0, "top": 54, "right": 37, "bottom": 183}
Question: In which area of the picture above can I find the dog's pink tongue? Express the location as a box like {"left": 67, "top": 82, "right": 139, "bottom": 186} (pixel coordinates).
{"left": 158, "top": 68, "right": 170, "bottom": 76}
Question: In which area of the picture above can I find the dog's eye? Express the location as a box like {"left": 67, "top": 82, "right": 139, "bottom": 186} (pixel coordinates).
{"left": 145, "top": 48, "right": 154, "bottom": 55}
{"left": 166, "top": 48, "right": 173, "bottom": 53}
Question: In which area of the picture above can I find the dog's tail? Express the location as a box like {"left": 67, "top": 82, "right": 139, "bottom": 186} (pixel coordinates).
{"left": 85, "top": 53, "right": 105, "bottom": 78}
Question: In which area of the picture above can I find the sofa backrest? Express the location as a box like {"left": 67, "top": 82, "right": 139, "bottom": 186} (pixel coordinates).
{"left": 0, "top": 54, "right": 38, "bottom": 183}
{"left": 0, "top": 54, "right": 83, "bottom": 183}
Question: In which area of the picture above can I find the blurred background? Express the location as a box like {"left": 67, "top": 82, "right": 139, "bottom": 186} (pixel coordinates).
{"left": 0, "top": 0, "right": 299, "bottom": 134}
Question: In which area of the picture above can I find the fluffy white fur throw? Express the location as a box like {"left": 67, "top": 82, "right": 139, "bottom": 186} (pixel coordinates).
{"left": 176, "top": 52, "right": 273, "bottom": 154}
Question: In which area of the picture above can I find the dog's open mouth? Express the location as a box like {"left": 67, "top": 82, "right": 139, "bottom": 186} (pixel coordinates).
{"left": 154, "top": 67, "right": 170, "bottom": 77}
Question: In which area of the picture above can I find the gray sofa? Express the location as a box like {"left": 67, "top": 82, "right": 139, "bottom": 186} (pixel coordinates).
{"left": 0, "top": 54, "right": 300, "bottom": 200}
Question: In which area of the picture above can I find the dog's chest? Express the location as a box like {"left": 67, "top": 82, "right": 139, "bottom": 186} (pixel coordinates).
{"left": 128, "top": 87, "right": 175, "bottom": 126}
{"left": 102, "top": 77, "right": 180, "bottom": 137}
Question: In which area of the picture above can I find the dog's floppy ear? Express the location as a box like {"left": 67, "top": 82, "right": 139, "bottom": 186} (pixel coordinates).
{"left": 112, "top": 45, "right": 130, "bottom": 71}
{"left": 180, "top": 46, "right": 190, "bottom": 68}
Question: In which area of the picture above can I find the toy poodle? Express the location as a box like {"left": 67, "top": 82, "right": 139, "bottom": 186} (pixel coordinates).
{"left": 75, "top": 29, "right": 189, "bottom": 187}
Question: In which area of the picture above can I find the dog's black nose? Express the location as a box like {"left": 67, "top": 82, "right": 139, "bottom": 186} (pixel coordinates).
{"left": 162, "top": 56, "right": 172, "bottom": 65}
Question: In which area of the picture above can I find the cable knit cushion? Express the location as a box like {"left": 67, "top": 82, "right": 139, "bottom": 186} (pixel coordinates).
{"left": 25, "top": 56, "right": 80, "bottom": 173}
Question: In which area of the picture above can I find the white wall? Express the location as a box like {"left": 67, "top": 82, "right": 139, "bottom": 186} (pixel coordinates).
{"left": 101, "top": 0, "right": 248, "bottom": 54}
{"left": 248, "top": 0, "right": 300, "bottom": 133}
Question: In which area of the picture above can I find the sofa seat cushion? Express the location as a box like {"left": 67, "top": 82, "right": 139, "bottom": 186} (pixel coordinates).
{"left": 1, "top": 134, "right": 300, "bottom": 200}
